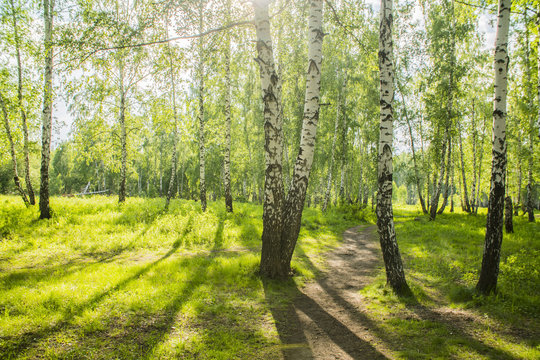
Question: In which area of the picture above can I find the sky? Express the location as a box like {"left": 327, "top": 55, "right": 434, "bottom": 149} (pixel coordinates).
{"left": 51, "top": 0, "right": 497, "bottom": 148}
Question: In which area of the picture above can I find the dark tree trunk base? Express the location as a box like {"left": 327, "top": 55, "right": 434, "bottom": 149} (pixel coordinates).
{"left": 504, "top": 196, "right": 513, "bottom": 233}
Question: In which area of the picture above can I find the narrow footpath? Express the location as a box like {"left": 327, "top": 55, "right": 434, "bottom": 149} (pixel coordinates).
{"left": 273, "top": 225, "right": 393, "bottom": 360}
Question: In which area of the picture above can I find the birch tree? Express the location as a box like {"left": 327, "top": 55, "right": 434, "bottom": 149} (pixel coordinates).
{"left": 253, "top": 0, "right": 285, "bottom": 277}
{"left": 254, "top": 0, "right": 324, "bottom": 278}
{"left": 197, "top": 0, "right": 207, "bottom": 212}
{"left": 39, "top": 0, "right": 54, "bottom": 219}
{"left": 524, "top": 12, "right": 536, "bottom": 222}
{"left": 165, "top": 14, "right": 179, "bottom": 210}
{"left": 376, "top": 0, "right": 410, "bottom": 295}
{"left": 223, "top": 0, "right": 233, "bottom": 213}
{"left": 0, "top": 91, "right": 29, "bottom": 205}
{"left": 9, "top": 0, "right": 35, "bottom": 205}
{"left": 477, "top": 0, "right": 511, "bottom": 295}
{"left": 280, "top": 0, "right": 324, "bottom": 273}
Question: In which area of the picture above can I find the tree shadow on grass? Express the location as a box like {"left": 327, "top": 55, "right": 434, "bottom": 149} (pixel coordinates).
{"left": 0, "top": 218, "right": 165, "bottom": 294}
{"left": 302, "top": 225, "right": 519, "bottom": 359}
{"left": 262, "top": 224, "right": 520, "bottom": 359}
{"left": 263, "top": 278, "right": 315, "bottom": 360}
{"left": 0, "top": 228, "right": 188, "bottom": 358}
{"left": 51, "top": 257, "right": 211, "bottom": 360}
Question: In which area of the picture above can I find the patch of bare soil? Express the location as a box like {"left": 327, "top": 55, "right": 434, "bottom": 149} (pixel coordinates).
{"left": 273, "top": 225, "right": 393, "bottom": 360}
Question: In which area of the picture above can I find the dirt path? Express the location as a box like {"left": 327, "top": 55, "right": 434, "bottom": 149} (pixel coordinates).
{"left": 273, "top": 225, "right": 393, "bottom": 360}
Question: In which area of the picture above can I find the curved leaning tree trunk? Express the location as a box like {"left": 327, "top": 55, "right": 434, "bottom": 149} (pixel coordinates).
{"left": 253, "top": 0, "right": 286, "bottom": 278}
{"left": 376, "top": 0, "right": 410, "bottom": 296}
{"left": 10, "top": 0, "right": 35, "bottom": 205}
{"left": 477, "top": 0, "right": 511, "bottom": 295}
{"left": 39, "top": 0, "right": 54, "bottom": 219}
{"left": 280, "top": 0, "right": 324, "bottom": 274}
{"left": 0, "top": 92, "right": 29, "bottom": 205}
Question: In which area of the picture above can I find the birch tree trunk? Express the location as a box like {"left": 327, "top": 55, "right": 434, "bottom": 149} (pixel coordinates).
{"left": 280, "top": 0, "right": 324, "bottom": 274}
{"left": 10, "top": 0, "right": 35, "bottom": 205}
{"left": 515, "top": 159, "right": 522, "bottom": 215}
{"left": 118, "top": 60, "right": 127, "bottom": 204}
{"left": 450, "top": 152, "right": 455, "bottom": 212}
{"left": 536, "top": 6, "right": 540, "bottom": 140}
{"left": 471, "top": 100, "right": 478, "bottom": 211}
{"left": 198, "top": 0, "right": 207, "bottom": 212}
{"left": 458, "top": 118, "right": 471, "bottom": 212}
{"left": 475, "top": 122, "right": 486, "bottom": 214}
{"left": 276, "top": 0, "right": 290, "bottom": 193}
{"left": 338, "top": 74, "right": 348, "bottom": 205}
{"left": 399, "top": 82, "right": 427, "bottom": 214}
{"left": 474, "top": 117, "right": 488, "bottom": 214}
{"left": 429, "top": 129, "right": 447, "bottom": 220}
{"left": 0, "top": 92, "right": 29, "bottom": 205}
{"left": 357, "top": 138, "right": 364, "bottom": 205}
{"left": 39, "top": 0, "right": 54, "bottom": 219}
{"left": 376, "top": 0, "right": 410, "bottom": 295}
{"left": 223, "top": 14, "right": 233, "bottom": 213}
{"left": 524, "top": 11, "right": 536, "bottom": 222}
{"left": 253, "top": 0, "right": 286, "bottom": 278}
{"left": 438, "top": 135, "right": 452, "bottom": 214}
{"left": 538, "top": 10, "right": 540, "bottom": 142}
{"left": 166, "top": 19, "right": 178, "bottom": 210}
{"left": 322, "top": 81, "right": 342, "bottom": 212}
{"left": 505, "top": 196, "right": 513, "bottom": 233}
{"left": 477, "top": 0, "right": 511, "bottom": 295}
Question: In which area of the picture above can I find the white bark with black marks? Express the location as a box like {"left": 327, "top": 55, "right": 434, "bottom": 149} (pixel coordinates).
{"left": 376, "top": 0, "right": 410, "bottom": 295}
{"left": 525, "top": 12, "right": 536, "bottom": 222}
{"left": 223, "top": 5, "right": 233, "bottom": 213}
{"left": 165, "top": 14, "right": 178, "bottom": 210}
{"left": 458, "top": 118, "right": 471, "bottom": 212}
{"left": 39, "top": 0, "right": 54, "bottom": 219}
{"left": 1, "top": 92, "right": 29, "bottom": 205}
{"left": 10, "top": 0, "right": 35, "bottom": 205}
{"left": 430, "top": 128, "right": 447, "bottom": 220}
{"left": 280, "top": 0, "right": 324, "bottom": 273}
{"left": 198, "top": 0, "right": 207, "bottom": 212}
{"left": 253, "top": 0, "right": 285, "bottom": 278}
{"left": 118, "top": 59, "right": 127, "bottom": 204}
{"left": 477, "top": 0, "right": 511, "bottom": 295}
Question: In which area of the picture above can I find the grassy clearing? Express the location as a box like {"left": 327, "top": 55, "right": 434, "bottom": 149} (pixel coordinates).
{"left": 1, "top": 196, "right": 538, "bottom": 359}
{"left": 0, "top": 195, "right": 361, "bottom": 359}
{"left": 359, "top": 205, "right": 540, "bottom": 359}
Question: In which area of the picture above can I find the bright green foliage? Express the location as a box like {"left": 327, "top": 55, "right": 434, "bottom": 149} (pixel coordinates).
{"left": 0, "top": 195, "right": 359, "bottom": 359}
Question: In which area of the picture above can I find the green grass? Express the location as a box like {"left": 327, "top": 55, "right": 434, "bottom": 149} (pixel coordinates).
{"left": 359, "top": 204, "right": 540, "bottom": 360}
{"left": 1, "top": 196, "right": 538, "bottom": 359}
{"left": 0, "top": 195, "right": 360, "bottom": 359}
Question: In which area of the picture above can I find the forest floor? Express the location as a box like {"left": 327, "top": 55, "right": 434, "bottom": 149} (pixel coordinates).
{"left": 267, "top": 224, "right": 389, "bottom": 359}
{"left": 1, "top": 196, "right": 538, "bottom": 359}
{"left": 270, "top": 222, "right": 539, "bottom": 360}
